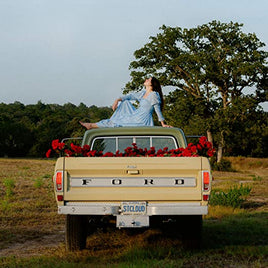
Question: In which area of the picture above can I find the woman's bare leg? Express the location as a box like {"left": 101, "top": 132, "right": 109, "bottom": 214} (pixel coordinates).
{"left": 79, "top": 122, "right": 99, "bottom": 130}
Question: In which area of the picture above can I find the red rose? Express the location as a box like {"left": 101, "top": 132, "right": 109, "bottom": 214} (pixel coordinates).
{"left": 207, "top": 148, "right": 215, "bottom": 157}
{"left": 46, "top": 149, "right": 52, "bottom": 158}
{"left": 64, "top": 149, "right": 73, "bottom": 157}
{"left": 205, "top": 141, "right": 212, "bottom": 149}
{"left": 103, "top": 152, "right": 114, "bottom": 157}
{"left": 71, "top": 143, "right": 82, "bottom": 154}
{"left": 182, "top": 149, "right": 192, "bottom": 157}
{"left": 58, "top": 142, "right": 65, "bottom": 150}
{"left": 199, "top": 136, "right": 207, "bottom": 147}
{"left": 52, "top": 139, "right": 59, "bottom": 150}
{"left": 157, "top": 149, "right": 163, "bottom": 155}
{"left": 83, "top": 145, "right": 90, "bottom": 151}
{"left": 190, "top": 145, "right": 197, "bottom": 153}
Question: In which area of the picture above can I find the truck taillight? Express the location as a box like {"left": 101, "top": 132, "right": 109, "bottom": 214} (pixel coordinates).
{"left": 57, "top": 195, "right": 63, "bottom": 201}
{"left": 56, "top": 171, "right": 63, "bottom": 191}
{"left": 202, "top": 171, "right": 211, "bottom": 201}
{"left": 202, "top": 170, "right": 211, "bottom": 191}
{"left": 203, "top": 194, "right": 209, "bottom": 201}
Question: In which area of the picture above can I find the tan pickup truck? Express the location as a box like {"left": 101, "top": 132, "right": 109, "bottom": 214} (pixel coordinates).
{"left": 53, "top": 127, "right": 212, "bottom": 250}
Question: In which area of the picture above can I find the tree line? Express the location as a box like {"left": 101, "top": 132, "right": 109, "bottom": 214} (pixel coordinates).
{"left": 0, "top": 98, "right": 266, "bottom": 158}
{"left": 0, "top": 101, "right": 112, "bottom": 157}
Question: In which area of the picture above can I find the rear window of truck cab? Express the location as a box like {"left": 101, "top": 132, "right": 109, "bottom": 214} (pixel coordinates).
{"left": 91, "top": 136, "right": 178, "bottom": 153}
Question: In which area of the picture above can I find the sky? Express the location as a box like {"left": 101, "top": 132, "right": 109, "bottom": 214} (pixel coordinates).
{"left": 0, "top": 0, "right": 267, "bottom": 110}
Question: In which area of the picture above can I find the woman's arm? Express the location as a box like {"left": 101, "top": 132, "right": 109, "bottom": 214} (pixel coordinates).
{"left": 154, "top": 104, "right": 173, "bottom": 128}
{"left": 112, "top": 91, "right": 144, "bottom": 111}
{"left": 112, "top": 98, "right": 122, "bottom": 111}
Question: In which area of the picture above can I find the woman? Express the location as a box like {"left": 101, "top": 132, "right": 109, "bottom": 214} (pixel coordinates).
{"left": 80, "top": 77, "right": 172, "bottom": 129}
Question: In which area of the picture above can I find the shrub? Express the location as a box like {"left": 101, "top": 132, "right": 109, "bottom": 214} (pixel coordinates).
{"left": 252, "top": 175, "right": 262, "bottom": 181}
{"left": 211, "top": 158, "right": 234, "bottom": 172}
{"left": 210, "top": 184, "right": 251, "bottom": 208}
{"left": 34, "top": 177, "right": 44, "bottom": 188}
{"left": 3, "top": 178, "right": 15, "bottom": 198}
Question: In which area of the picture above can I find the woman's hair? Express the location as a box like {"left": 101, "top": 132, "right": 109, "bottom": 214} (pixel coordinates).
{"left": 151, "top": 77, "right": 164, "bottom": 111}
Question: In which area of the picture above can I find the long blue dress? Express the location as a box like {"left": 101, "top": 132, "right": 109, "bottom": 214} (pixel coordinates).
{"left": 96, "top": 90, "right": 165, "bottom": 127}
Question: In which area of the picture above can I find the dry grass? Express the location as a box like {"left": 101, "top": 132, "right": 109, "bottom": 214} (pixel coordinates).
{"left": 211, "top": 157, "right": 268, "bottom": 213}
{"left": 0, "top": 157, "right": 267, "bottom": 267}
{"left": 0, "top": 159, "right": 65, "bottom": 255}
{"left": 228, "top": 156, "right": 268, "bottom": 170}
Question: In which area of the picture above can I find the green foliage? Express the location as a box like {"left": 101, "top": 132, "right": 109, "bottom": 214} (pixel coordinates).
{"left": 34, "top": 177, "right": 44, "bottom": 188}
{"left": 0, "top": 101, "right": 113, "bottom": 157}
{"left": 211, "top": 158, "right": 234, "bottom": 171}
{"left": 212, "top": 95, "right": 268, "bottom": 157}
{"left": 252, "top": 175, "right": 263, "bottom": 181}
{"left": 0, "top": 199, "right": 12, "bottom": 212}
{"left": 3, "top": 178, "right": 15, "bottom": 198}
{"left": 126, "top": 20, "right": 268, "bottom": 159}
{"left": 127, "top": 21, "right": 267, "bottom": 103}
{"left": 210, "top": 184, "right": 252, "bottom": 208}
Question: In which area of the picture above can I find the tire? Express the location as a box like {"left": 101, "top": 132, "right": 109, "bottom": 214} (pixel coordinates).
{"left": 65, "top": 215, "right": 87, "bottom": 251}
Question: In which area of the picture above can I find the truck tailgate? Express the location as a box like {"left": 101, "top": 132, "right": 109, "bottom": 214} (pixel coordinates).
{"left": 61, "top": 157, "right": 205, "bottom": 201}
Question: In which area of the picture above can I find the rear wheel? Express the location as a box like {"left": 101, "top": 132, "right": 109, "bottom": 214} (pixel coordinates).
{"left": 66, "top": 215, "right": 87, "bottom": 251}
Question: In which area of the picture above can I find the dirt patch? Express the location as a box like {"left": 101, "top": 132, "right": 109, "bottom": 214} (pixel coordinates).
{"left": 0, "top": 233, "right": 64, "bottom": 258}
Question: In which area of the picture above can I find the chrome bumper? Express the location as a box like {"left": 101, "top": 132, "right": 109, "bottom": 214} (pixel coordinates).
{"left": 58, "top": 202, "right": 208, "bottom": 215}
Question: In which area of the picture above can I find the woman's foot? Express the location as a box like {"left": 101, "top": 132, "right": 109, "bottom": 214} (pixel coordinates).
{"left": 79, "top": 121, "right": 98, "bottom": 130}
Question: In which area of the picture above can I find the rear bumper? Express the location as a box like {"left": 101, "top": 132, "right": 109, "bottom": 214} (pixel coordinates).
{"left": 58, "top": 202, "right": 208, "bottom": 215}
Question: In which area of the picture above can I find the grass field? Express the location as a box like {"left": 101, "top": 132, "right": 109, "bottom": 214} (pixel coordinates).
{"left": 0, "top": 157, "right": 267, "bottom": 267}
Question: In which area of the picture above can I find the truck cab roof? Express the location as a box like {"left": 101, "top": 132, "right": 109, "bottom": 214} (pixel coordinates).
{"left": 82, "top": 126, "right": 187, "bottom": 148}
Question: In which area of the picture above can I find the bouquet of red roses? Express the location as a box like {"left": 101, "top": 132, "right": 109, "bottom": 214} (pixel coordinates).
{"left": 46, "top": 136, "right": 215, "bottom": 158}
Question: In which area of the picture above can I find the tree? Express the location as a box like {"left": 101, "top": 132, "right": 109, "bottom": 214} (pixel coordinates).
{"left": 0, "top": 113, "right": 33, "bottom": 157}
{"left": 126, "top": 21, "right": 267, "bottom": 161}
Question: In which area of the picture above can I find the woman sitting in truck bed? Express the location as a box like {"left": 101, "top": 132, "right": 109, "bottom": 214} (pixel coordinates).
{"left": 80, "top": 77, "right": 172, "bottom": 129}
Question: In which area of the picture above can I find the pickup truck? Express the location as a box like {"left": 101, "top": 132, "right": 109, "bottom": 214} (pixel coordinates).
{"left": 52, "top": 127, "right": 212, "bottom": 250}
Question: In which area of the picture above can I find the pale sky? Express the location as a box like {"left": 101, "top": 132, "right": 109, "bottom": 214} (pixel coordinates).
{"left": 0, "top": 0, "right": 267, "bottom": 110}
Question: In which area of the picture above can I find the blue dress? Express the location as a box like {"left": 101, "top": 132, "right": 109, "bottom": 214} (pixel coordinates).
{"left": 96, "top": 90, "right": 165, "bottom": 127}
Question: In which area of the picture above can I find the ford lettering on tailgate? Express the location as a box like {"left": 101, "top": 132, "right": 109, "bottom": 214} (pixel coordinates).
{"left": 70, "top": 177, "right": 196, "bottom": 187}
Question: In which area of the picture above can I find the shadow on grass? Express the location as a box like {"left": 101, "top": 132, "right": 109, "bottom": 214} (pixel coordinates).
{"left": 1, "top": 212, "right": 267, "bottom": 268}
{"left": 203, "top": 211, "right": 268, "bottom": 249}
{"left": 115, "top": 212, "right": 268, "bottom": 267}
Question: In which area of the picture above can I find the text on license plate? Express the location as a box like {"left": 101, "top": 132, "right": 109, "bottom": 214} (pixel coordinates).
{"left": 121, "top": 201, "right": 147, "bottom": 215}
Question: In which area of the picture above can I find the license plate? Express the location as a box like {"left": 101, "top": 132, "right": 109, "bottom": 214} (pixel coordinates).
{"left": 121, "top": 201, "right": 147, "bottom": 215}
